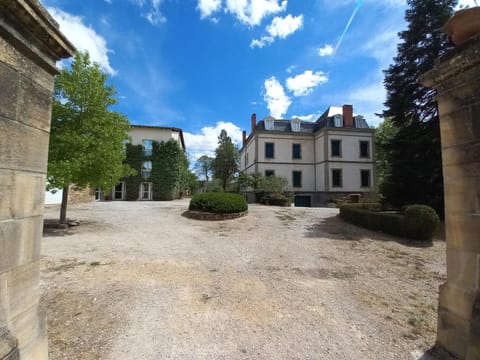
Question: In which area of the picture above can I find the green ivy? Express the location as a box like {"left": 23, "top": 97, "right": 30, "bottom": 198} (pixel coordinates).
{"left": 123, "top": 139, "right": 191, "bottom": 201}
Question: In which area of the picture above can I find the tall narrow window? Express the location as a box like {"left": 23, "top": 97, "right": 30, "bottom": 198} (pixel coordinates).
{"left": 331, "top": 140, "right": 341, "bottom": 157}
{"left": 332, "top": 169, "right": 342, "bottom": 187}
{"left": 140, "top": 182, "right": 152, "bottom": 200}
{"left": 292, "top": 144, "right": 301, "bottom": 159}
{"left": 334, "top": 115, "right": 343, "bottom": 127}
{"left": 265, "top": 142, "right": 274, "bottom": 158}
{"left": 360, "top": 141, "right": 370, "bottom": 158}
{"left": 361, "top": 170, "right": 371, "bottom": 188}
{"left": 143, "top": 139, "right": 153, "bottom": 156}
{"left": 292, "top": 171, "right": 302, "bottom": 188}
{"left": 142, "top": 161, "right": 152, "bottom": 178}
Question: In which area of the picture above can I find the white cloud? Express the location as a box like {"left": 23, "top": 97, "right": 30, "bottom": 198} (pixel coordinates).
{"left": 318, "top": 44, "right": 333, "bottom": 57}
{"left": 130, "top": 0, "right": 167, "bottom": 24}
{"left": 46, "top": 7, "right": 116, "bottom": 75}
{"left": 286, "top": 70, "right": 328, "bottom": 96}
{"left": 250, "top": 36, "right": 274, "bottom": 48}
{"left": 184, "top": 121, "right": 243, "bottom": 159}
{"left": 263, "top": 76, "right": 291, "bottom": 118}
{"left": 197, "top": 0, "right": 222, "bottom": 19}
{"left": 456, "top": 0, "right": 478, "bottom": 9}
{"left": 362, "top": 30, "right": 398, "bottom": 68}
{"left": 251, "top": 13, "right": 302, "bottom": 48}
{"left": 225, "top": 0, "right": 287, "bottom": 26}
{"left": 266, "top": 14, "right": 303, "bottom": 38}
{"left": 286, "top": 65, "right": 295, "bottom": 73}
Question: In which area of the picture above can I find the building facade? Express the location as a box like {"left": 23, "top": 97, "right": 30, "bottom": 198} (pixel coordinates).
{"left": 102, "top": 125, "right": 185, "bottom": 201}
{"left": 240, "top": 105, "right": 375, "bottom": 206}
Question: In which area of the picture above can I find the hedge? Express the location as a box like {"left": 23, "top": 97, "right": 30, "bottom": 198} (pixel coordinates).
{"left": 189, "top": 192, "right": 248, "bottom": 214}
{"left": 339, "top": 204, "right": 439, "bottom": 241}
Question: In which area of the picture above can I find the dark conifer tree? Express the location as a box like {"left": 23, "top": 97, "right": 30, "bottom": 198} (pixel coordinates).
{"left": 382, "top": 0, "right": 457, "bottom": 216}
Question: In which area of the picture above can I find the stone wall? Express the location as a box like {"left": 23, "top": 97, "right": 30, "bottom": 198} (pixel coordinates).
{"left": 0, "top": 1, "right": 74, "bottom": 359}
{"left": 68, "top": 187, "right": 95, "bottom": 205}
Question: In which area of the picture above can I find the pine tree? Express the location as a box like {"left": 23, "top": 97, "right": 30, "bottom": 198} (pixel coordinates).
{"left": 382, "top": 0, "right": 456, "bottom": 216}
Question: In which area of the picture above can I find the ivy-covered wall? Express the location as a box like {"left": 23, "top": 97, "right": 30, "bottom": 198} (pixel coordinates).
{"left": 123, "top": 139, "right": 189, "bottom": 201}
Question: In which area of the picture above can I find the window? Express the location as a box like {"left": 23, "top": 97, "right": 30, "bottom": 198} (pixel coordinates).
{"left": 331, "top": 140, "right": 341, "bottom": 157}
{"left": 265, "top": 142, "right": 274, "bottom": 158}
{"left": 292, "top": 144, "right": 301, "bottom": 159}
{"left": 332, "top": 169, "right": 342, "bottom": 187}
{"left": 360, "top": 141, "right": 370, "bottom": 158}
{"left": 361, "top": 170, "right": 371, "bottom": 188}
{"left": 265, "top": 170, "right": 275, "bottom": 177}
{"left": 334, "top": 115, "right": 343, "bottom": 127}
{"left": 292, "top": 171, "right": 302, "bottom": 188}
{"left": 140, "top": 182, "right": 152, "bottom": 200}
{"left": 244, "top": 153, "right": 248, "bottom": 166}
{"left": 265, "top": 118, "right": 274, "bottom": 130}
{"left": 355, "top": 116, "right": 367, "bottom": 128}
{"left": 143, "top": 139, "right": 153, "bottom": 156}
{"left": 142, "top": 161, "right": 152, "bottom": 178}
{"left": 113, "top": 182, "right": 125, "bottom": 200}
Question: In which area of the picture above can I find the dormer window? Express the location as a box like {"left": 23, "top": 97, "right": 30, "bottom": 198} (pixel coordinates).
{"left": 334, "top": 115, "right": 343, "bottom": 127}
{"left": 264, "top": 116, "right": 275, "bottom": 130}
{"left": 355, "top": 115, "right": 367, "bottom": 128}
{"left": 291, "top": 118, "right": 301, "bottom": 132}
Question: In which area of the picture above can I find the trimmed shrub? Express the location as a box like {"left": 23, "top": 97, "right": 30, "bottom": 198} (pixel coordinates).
{"left": 189, "top": 192, "right": 248, "bottom": 214}
{"left": 340, "top": 204, "right": 438, "bottom": 241}
{"left": 404, "top": 205, "right": 440, "bottom": 241}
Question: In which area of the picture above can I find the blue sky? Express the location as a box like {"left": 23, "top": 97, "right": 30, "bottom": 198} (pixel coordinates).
{"left": 41, "top": 0, "right": 475, "bottom": 161}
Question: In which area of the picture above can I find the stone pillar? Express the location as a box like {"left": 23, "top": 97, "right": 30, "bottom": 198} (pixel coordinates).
{"left": 420, "top": 38, "right": 480, "bottom": 359}
{"left": 0, "top": 1, "right": 75, "bottom": 359}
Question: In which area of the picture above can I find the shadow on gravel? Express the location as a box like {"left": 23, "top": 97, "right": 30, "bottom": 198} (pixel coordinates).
{"left": 415, "top": 346, "right": 458, "bottom": 360}
{"left": 304, "top": 214, "right": 434, "bottom": 249}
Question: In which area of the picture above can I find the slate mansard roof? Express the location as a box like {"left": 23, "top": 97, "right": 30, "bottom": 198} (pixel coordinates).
{"left": 254, "top": 106, "right": 371, "bottom": 134}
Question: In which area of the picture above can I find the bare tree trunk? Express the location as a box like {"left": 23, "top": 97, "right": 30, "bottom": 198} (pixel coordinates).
{"left": 60, "top": 186, "right": 69, "bottom": 224}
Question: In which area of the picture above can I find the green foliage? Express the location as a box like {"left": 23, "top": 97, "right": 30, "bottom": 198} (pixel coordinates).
{"left": 375, "top": 118, "right": 398, "bottom": 192}
{"left": 123, "top": 139, "right": 190, "bottom": 200}
{"left": 195, "top": 155, "right": 213, "bottom": 181}
{"left": 212, "top": 130, "right": 239, "bottom": 191}
{"left": 339, "top": 203, "right": 439, "bottom": 241}
{"left": 381, "top": 0, "right": 456, "bottom": 218}
{"left": 404, "top": 205, "right": 440, "bottom": 241}
{"left": 189, "top": 192, "right": 248, "bottom": 214}
{"left": 48, "top": 51, "right": 134, "bottom": 221}
{"left": 124, "top": 144, "right": 143, "bottom": 201}
{"left": 256, "top": 175, "right": 288, "bottom": 196}
{"left": 260, "top": 194, "right": 291, "bottom": 206}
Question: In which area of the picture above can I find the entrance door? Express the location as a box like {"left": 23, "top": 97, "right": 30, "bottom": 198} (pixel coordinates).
{"left": 294, "top": 195, "right": 311, "bottom": 207}
{"left": 140, "top": 182, "right": 152, "bottom": 200}
{"left": 113, "top": 182, "right": 124, "bottom": 200}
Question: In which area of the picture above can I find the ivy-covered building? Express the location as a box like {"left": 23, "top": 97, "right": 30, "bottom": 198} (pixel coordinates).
{"left": 101, "top": 125, "right": 187, "bottom": 201}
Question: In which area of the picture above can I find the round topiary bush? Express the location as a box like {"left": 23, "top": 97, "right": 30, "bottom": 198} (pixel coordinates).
{"left": 404, "top": 204, "right": 440, "bottom": 241}
{"left": 189, "top": 192, "right": 248, "bottom": 214}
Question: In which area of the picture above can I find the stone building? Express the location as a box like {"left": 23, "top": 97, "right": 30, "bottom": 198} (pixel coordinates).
{"left": 240, "top": 105, "right": 375, "bottom": 206}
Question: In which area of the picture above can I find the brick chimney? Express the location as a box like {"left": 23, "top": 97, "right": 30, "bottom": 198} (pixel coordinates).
{"left": 242, "top": 130, "right": 246, "bottom": 146}
{"left": 251, "top": 113, "right": 257, "bottom": 132}
{"left": 343, "top": 104, "right": 353, "bottom": 127}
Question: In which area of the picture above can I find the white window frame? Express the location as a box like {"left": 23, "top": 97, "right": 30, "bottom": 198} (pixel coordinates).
{"left": 334, "top": 115, "right": 343, "bottom": 127}
{"left": 140, "top": 182, "right": 152, "bottom": 200}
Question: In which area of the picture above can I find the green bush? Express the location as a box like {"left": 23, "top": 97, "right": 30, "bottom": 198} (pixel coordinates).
{"left": 404, "top": 205, "right": 440, "bottom": 241}
{"left": 189, "top": 192, "right": 248, "bottom": 214}
{"left": 340, "top": 204, "right": 438, "bottom": 241}
{"left": 262, "top": 194, "right": 291, "bottom": 206}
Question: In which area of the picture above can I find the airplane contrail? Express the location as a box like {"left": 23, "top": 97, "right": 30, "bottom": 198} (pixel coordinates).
{"left": 333, "top": 0, "right": 364, "bottom": 55}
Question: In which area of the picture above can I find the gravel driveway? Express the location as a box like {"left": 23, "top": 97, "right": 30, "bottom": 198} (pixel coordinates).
{"left": 41, "top": 200, "right": 451, "bottom": 360}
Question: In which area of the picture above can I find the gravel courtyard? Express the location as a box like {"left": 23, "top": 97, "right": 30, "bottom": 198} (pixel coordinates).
{"left": 41, "top": 200, "right": 451, "bottom": 360}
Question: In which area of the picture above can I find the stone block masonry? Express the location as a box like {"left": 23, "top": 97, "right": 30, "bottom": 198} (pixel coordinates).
{"left": 421, "top": 37, "right": 480, "bottom": 359}
{"left": 0, "top": 1, "right": 74, "bottom": 359}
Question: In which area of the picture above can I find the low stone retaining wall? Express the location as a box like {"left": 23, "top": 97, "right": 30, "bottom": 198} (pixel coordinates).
{"left": 183, "top": 210, "right": 248, "bottom": 221}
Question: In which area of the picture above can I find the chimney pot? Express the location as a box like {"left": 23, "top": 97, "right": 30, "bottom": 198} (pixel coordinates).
{"left": 251, "top": 113, "right": 257, "bottom": 132}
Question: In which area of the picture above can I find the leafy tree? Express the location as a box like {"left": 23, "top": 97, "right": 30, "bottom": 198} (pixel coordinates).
{"left": 195, "top": 155, "right": 213, "bottom": 191}
{"left": 375, "top": 118, "right": 398, "bottom": 194}
{"left": 256, "top": 175, "right": 288, "bottom": 196}
{"left": 212, "top": 130, "right": 239, "bottom": 191}
{"left": 48, "top": 51, "right": 134, "bottom": 223}
{"left": 382, "top": 0, "right": 456, "bottom": 216}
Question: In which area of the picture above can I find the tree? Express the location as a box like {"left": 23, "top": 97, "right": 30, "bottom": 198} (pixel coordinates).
{"left": 195, "top": 155, "right": 213, "bottom": 191}
{"left": 48, "top": 51, "right": 134, "bottom": 223}
{"left": 212, "top": 130, "right": 239, "bottom": 191}
{"left": 382, "top": 0, "right": 456, "bottom": 216}
{"left": 374, "top": 118, "right": 398, "bottom": 194}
